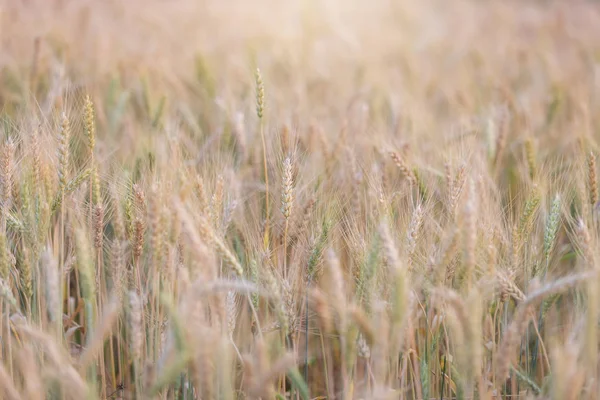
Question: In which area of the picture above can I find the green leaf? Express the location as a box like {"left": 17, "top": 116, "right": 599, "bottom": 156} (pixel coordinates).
{"left": 287, "top": 367, "right": 310, "bottom": 400}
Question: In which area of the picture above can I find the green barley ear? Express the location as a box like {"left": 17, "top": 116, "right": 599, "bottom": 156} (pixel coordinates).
{"left": 93, "top": 203, "right": 104, "bottom": 250}
{"left": 84, "top": 94, "right": 96, "bottom": 153}
{"left": 413, "top": 167, "right": 427, "bottom": 200}
{"left": 194, "top": 213, "right": 244, "bottom": 277}
{"left": 250, "top": 259, "right": 259, "bottom": 310}
{"left": 543, "top": 194, "right": 561, "bottom": 265}
{"left": 92, "top": 167, "right": 101, "bottom": 206}
{"left": 524, "top": 136, "right": 536, "bottom": 180}
{"left": 51, "top": 168, "right": 92, "bottom": 213}
{"left": 19, "top": 248, "right": 33, "bottom": 305}
{"left": 306, "top": 220, "right": 330, "bottom": 279}
{"left": 255, "top": 68, "right": 265, "bottom": 119}
{"left": 519, "top": 186, "right": 541, "bottom": 240}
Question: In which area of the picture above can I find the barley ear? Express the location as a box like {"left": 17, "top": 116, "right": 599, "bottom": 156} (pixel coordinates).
{"left": 133, "top": 218, "right": 145, "bottom": 262}
{"left": 406, "top": 203, "right": 424, "bottom": 270}
{"left": 519, "top": 186, "right": 541, "bottom": 240}
{"left": 542, "top": 194, "right": 561, "bottom": 266}
{"left": 51, "top": 168, "right": 92, "bottom": 213}
{"left": 525, "top": 136, "right": 536, "bottom": 180}
{"left": 93, "top": 203, "right": 104, "bottom": 251}
{"left": 389, "top": 151, "right": 415, "bottom": 184}
{"left": 19, "top": 248, "right": 33, "bottom": 304}
{"left": 1, "top": 139, "right": 15, "bottom": 214}
{"left": 589, "top": 152, "right": 598, "bottom": 206}
{"left": 84, "top": 94, "right": 96, "bottom": 153}
{"left": 255, "top": 68, "right": 265, "bottom": 120}
{"left": 226, "top": 291, "right": 238, "bottom": 338}
{"left": 58, "top": 112, "right": 71, "bottom": 189}
{"left": 281, "top": 156, "right": 294, "bottom": 221}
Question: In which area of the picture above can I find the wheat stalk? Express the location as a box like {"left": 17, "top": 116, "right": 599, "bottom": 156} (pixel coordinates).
{"left": 255, "top": 68, "right": 270, "bottom": 250}
{"left": 281, "top": 156, "right": 294, "bottom": 278}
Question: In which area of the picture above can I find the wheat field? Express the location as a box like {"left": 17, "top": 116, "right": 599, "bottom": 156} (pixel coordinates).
{"left": 0, "top": 0, "right": 600, "bottom": 399}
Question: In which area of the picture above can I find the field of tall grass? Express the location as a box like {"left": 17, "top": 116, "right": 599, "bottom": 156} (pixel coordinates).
{"left": 1, "top": 0, "right": 600, "bottom": 399}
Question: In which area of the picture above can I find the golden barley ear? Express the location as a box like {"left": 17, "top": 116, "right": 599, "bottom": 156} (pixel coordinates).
{"left": 406, "top": 203, "right": 423, "bottom": 270}
{"left": 84, "top": 94, "right": 96, "bottom": 153}
{"left": 0, "top": 139, "right": 15, "bottom": 214}
{"left": 57, "top": 112, "right": 71, "bottom": 189}
{"left": 389, "top": 151, "right": 415, "bottom": 184}
{"left": 589, "top": 152, "right": 598, "bottom": 206}
{"left": 281, "top": 156, "right": 294, "bottom": 221}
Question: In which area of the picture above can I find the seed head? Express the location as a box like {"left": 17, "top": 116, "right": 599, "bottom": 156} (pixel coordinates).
{"left": 543, "top": 195, "right": 561, "bottom": 261}
{"left": 94, "top": 203, "right": 104, "bottom": 250}
{"left": 58, "top": 112, "right": 71, "bottom": 189}
{"left": 589, "top": 152, "right": 598, "bottom": 206}
{"left": 84, "top": 94, "right": 96, "bottom": 153}
{"left": 255, "top": 68, "right": 265, "bottom": 119}
{"left": 281, "top": 157, "right": 294, "bottom": 220}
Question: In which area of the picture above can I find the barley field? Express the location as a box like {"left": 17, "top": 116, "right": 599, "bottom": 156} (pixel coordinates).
{"left": 1, "top": 0, "right": 600, "bottom": 399}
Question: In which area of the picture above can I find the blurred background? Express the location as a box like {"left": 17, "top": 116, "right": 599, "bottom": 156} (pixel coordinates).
{"left": 1, "top": 0, "right": 598, "bottom": 131}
